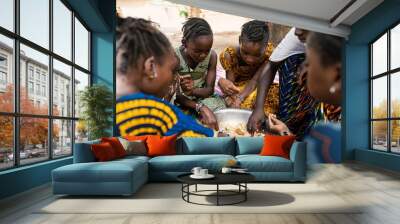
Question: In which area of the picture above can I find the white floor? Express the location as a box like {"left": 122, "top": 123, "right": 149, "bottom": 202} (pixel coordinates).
{"left": 1, "top": 162, "right": 400, "bottom": 224}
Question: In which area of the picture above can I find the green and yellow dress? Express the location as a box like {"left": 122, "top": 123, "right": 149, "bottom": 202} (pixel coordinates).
{"left": 175, "top": 47, "right": 226, "bottom": 112}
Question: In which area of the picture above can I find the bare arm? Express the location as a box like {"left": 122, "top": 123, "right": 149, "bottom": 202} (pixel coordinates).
{"left": 238, "top": 60, "right": 269, "bottom": 100}
{"left": 246, "top": 60, "right": 282, "bottom": 134}
{"left": 175, "top": 94, "right": 197, "bottom": 110}
{"left": 191, "top": 50, "right": 217, "bottom": 98}
{"left": 253, "top": 61, "right": 281, "bottom": 112}
{"left": 218, "top": 51, "right": 240, "bottom": 96}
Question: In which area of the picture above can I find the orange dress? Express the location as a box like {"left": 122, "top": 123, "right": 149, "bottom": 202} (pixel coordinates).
{"left": 219, "top": 44, "right": 279, "bottom": 115}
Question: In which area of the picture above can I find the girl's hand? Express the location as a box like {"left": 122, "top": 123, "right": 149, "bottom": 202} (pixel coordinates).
{"left": 224, "top": 96, "right": 241, "bottom": 108}
{"left": 231, "top": 95, "right": 242, "bottom": 108}
{"left": 218, "top": 78, "right": 240, "bottom": 95}
{"left": 199, "top": 106, "right": 219, "bottom": 131}
{"left": 180, "top": 77, "right": 194, "bottom": 95}
{"left": 268, "top": 114, "right": 292, "bottom": 136}
{"left": 247, "top": 108, "right": 265, "bottom": 135}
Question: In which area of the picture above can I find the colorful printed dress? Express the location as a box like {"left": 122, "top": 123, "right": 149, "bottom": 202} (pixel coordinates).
{"left": 175, "top": 47, "right": 226, "bottom": 112}
{"left": 219, "top": 44, "right": 279, "bottom": 115}
{"left": 277, "top": 53, "right": 320, "bottom": 139}
{"left": 116, "top": 92, "right": 214, "bottom": 137}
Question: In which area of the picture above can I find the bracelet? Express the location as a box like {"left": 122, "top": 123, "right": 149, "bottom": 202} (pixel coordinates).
{"left": 235, "top": 94, "right": 244, "bottom": 102}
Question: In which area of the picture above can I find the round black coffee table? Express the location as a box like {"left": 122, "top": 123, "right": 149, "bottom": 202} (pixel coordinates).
{"left": 177, "top": 173, "right": 255, "bottom": 206}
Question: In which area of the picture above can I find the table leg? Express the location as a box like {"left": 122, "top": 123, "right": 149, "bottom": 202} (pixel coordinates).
{"left": 245, "top": 183, "right": 247, "bottom": 201}
{"left": 195, "top": 184, "right": 197, "bottom": 192}
{"left": 188, "top": 184, "right": 191, "bottom": 202}
{"left": 217, "top": 184, "right": 219, "bottom": 206}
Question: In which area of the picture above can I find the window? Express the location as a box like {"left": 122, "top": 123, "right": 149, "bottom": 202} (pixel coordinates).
{"left": 0, "top": 34, "right": 13, "bottom": 113}
{"left": 28, "top": 81, "right": 34, "bottom": 94}
{"left": 371, "top": 23, "right": 400, "bottom": 154}
{"left": 20, "top": 0, "right": 49, "bottom": 49}
{"left": 53, "top": 0, "right": 72, "bottom": 60}
{"left": 0, "top": 0, "right": 14, "bottom": 32}
{"left": 53, "top": 59, "right": 72, "bottom": 117}
{"left": 35, "top": 83, "right": 40, "bottom": 95}
{"left": 42, "top": 85, "right": 46, "bottom": 97}
{"left": 75, "top": 18, "right": 89, "bottom": 70}
{"left": 0, "top": 0, "right": 91, "bottom": 170}
{"left": 0, "top": 54, "right": 7, "bottom": 67}
{"left": 28, "top": 67, "right": 34, "bottom": 80}
{"left": 0, "top": 54, "right": 7, "bottom": 88}
{"left": 0, "top": 71, "right": 6, "bottom": 85}
{"left": 35, "top": 70, "right": 41, "bottom": 81}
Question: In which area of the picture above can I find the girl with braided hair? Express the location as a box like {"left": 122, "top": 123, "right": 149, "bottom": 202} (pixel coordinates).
{"left": 175, "top": 17, "right": 225, "bottom": 131}
{"left": 115, "top": 17, "right": 213, "bottom": 137}
{"left": 218, "top": 20, "right": 279, "bottom": 115}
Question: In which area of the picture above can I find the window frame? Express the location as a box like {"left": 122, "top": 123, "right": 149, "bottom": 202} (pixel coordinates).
{"left": 370, "top": 20, "right": 400, "bottom": 154}
{"left": 0, "top": 0, "right": 92, "bottom": 171}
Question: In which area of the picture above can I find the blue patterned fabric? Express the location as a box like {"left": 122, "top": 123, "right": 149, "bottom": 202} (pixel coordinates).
{"left": 304, "top": 122, "right": 341, "bottom": 164}
{"left": 116, "top": 92, "right": 213, "bottom": 137}
{"left": 278, "top": 54, "right": 320, "bottom": 139}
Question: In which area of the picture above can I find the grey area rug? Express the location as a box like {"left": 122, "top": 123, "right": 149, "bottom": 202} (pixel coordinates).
{"left": 37, "top": 183, "right": 362, "bottom": 214}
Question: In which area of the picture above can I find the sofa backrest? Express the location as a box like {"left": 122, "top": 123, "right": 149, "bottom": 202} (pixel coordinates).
{"left": 235, "top": 136, "right": 264, "bottom": 155}
{"left": 73, "top": 139, "right": 100, "bottom": 163}
{"left": 178, "top": 137, "right": 236, "bottom": 155}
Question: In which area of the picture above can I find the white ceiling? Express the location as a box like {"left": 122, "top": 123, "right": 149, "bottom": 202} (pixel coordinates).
{"left": 169, "top": 0, "right": 384, "bottom": 37}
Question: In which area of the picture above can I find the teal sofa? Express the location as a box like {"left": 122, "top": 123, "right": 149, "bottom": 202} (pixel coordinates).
{"left": 52, "top": 137, "right": 306, "bottom": 196}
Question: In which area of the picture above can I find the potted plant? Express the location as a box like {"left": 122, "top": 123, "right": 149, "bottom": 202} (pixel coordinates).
{"left": 79, "top": 84, "right": 113, "bottom": 140}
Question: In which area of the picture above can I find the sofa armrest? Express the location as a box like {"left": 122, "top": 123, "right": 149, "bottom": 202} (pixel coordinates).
{"left": 73, "top": 140, "right": 100, "bottom": 163}
{"left": 289, "top": 141, "right": 307, "bottom": 181}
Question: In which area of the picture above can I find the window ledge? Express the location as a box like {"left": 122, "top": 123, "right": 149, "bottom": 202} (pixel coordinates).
{"left": 0, "top": 156, "right": 72, "bottom": 176}
{"left": 355, "top": 148, "right": 400, "bottom": 172}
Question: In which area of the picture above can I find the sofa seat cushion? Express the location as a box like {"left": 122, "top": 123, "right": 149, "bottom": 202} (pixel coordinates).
{"left": 53, "top": 159, "right": 147, "bottom": 183}
{"left": 236, "top": 155, "right": 293, "bottom": 172}
{"left": 149, "top": 154, "right": 235, "bottom": 172}
{"left": 116, "top": 155, "right": 150, "bottom": 163}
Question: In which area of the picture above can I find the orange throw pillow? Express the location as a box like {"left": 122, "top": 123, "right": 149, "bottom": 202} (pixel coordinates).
{"left": 146, "top": 135, "right": 178, "bottom": 157}
{"left": 91, "top": 142, "right": 117, "bottom": 162}
{"left": 260, "top": 135, "right": 296, "bottom": 159}
{"left": 101, "top": 137, "right": 126, "bottom": 158}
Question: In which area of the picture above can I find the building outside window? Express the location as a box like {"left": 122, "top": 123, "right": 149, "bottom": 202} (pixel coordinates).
{"left": 0, "top": 0, "right": 91, "bottom": 170}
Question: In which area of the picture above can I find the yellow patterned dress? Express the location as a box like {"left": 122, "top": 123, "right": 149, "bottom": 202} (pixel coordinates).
{"left": 219, "top": 44, "right": 279, "bottom": 115}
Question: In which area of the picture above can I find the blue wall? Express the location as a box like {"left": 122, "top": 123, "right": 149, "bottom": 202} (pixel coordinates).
{"left": 0, "top": 158, "right": 72, "bottom": 199}
{"left": 344, "top": 0, "right": 400, "bottom": 171}
{"left": 0, "top": 0, "right": 115, "bottom": 200}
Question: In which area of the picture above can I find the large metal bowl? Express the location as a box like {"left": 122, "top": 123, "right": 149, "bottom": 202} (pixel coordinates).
{"left": 214, "top": 108, "right": 252, "bottom": 130}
